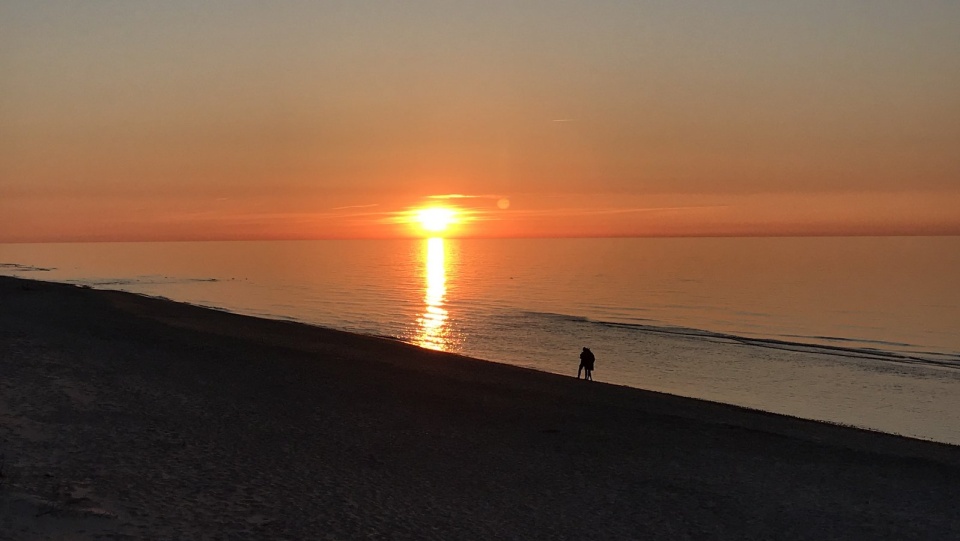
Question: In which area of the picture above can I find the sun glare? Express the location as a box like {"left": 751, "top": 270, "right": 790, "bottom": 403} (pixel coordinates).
{"left": 416, "top": 207, "right": 457, "bottom": 233}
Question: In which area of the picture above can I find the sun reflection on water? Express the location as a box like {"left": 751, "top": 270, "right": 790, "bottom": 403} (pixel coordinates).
{"left": 415, "top": 237, "right": 449, "bottom": 350}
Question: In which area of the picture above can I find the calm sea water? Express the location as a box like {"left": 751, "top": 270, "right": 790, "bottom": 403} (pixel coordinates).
{"left": 3, "top": 237, "right": 959, "bottom": 443}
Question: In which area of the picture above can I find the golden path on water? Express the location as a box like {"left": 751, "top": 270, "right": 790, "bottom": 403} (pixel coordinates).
{"left": 415, "top": 237, "right": 449, "bottom": 351}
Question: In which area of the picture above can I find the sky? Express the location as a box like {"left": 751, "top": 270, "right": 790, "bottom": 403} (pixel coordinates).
{"left": 2, "top": 1, "right": 958, "bottom": 241}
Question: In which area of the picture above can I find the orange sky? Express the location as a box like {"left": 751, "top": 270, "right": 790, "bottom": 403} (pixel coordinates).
{"left": 2, "top": 2, "right": 959, "bottom": 242}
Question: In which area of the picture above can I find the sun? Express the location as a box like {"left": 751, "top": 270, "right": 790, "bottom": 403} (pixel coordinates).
{"left": 416, "top": 207, "right": 457, "bottom": 233}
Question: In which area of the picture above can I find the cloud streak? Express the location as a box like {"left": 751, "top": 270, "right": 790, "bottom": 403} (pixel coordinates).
{"left": 331, "top": 203, "right": 380, "bottom": 210}
{"left": 465, "top": 205, "right": 727, "bottom": 221}
{"left": 425, "top": 194, "right": 504, "bottom": 200}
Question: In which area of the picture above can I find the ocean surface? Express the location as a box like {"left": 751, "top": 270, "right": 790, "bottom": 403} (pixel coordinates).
{"left": 3, "top": 237, "right": 959, "bottom": 444}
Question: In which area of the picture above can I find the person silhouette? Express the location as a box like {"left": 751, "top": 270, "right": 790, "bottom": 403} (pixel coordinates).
{"left": 578, "top": 347, "right": 595, "bottom": 381}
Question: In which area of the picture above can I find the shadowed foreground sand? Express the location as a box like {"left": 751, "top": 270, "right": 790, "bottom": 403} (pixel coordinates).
{"left": 1, "top": 276, "right": 958, "bottom": 540}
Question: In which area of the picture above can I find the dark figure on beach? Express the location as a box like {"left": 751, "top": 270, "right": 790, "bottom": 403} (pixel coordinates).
{"left": 578, "top": 347, "right": 595, "bottom": 381}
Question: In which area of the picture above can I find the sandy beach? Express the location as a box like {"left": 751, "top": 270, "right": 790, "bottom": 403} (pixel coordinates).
{"left": 1, "top": 276, "right": 958, "bottom": 540}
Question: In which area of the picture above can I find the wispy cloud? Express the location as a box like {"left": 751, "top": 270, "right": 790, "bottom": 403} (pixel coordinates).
{"left": 466, "top": 205, "right": 727, "bottom": 221}
{"left": 331, "top": 203, "right": 379, "bottom": 210}
{"left": 425, "top": 194, "right": 504, "bottom": 200}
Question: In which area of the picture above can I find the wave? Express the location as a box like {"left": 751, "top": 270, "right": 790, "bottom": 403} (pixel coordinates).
{"left": 67, "top": 276, "right": 221, "bottom": 287}
{"left": 517, "top": 310, "right": 960, "bottom": 370}
{"left": 0, "top": 263, "right": 55, "bottom": 272}
{"left": 516, "top": 310, "right": 591, "bottom": 324}
{"left": 781, "top": 334, "right": 915, "bottom": 349}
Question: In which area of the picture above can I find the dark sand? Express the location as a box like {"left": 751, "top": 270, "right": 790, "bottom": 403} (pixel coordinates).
{"left": 1, "top": 276, "right": 958, "bottom": 540}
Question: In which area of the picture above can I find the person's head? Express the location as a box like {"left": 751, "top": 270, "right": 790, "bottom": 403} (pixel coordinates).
{"left": 583, "top": 347, "right": 589, "bottom": 351}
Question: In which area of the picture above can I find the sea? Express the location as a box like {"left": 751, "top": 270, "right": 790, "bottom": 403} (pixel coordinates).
{"left": 2, "top": 237, "right": 959, "bottom": 444}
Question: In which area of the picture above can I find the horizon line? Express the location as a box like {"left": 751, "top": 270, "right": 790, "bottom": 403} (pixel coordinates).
{"left": 2, "top": 231, "right": 959, "bottom": 244}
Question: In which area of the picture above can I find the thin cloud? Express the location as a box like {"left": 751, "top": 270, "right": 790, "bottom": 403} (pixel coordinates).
{"left": 331, "top": 203, "right": 380, "bottom": 210}
{"left": 164, "top": 207, "right": 392, "bottom": 224}
{"left": 573, "top": 205, "right": 728, "bottom": 216}
{"left": 425, "top": 194, "right": 504, "bottom": 200}
{"left": 466, "top": 205, "right": 728, "bottom": 221}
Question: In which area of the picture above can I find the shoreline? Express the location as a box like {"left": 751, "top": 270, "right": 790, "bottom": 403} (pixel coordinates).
{"left": 31, "top": 269, "right": 960, "bottom": 365}
{"left": 8, "top": 271, "right": 959, "bottom": 446}
{"left": 2, "top": 275, "right": 959, "bottom": 539}
{"left": 12, "top": 274, "right": 960, "bottom": 439}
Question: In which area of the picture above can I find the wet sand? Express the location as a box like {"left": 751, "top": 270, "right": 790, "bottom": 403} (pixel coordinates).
{"left": 1, "top": 275, "right": 958, "bottom": 540}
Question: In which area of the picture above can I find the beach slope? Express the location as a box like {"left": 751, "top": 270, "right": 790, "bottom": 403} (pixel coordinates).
{"left": 1, "top": 276, "right": 958, "bottom": 540}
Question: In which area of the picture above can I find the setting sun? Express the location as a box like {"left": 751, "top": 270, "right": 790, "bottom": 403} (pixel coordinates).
{"left": 416, "top": 207, "right": 457, "bottom": 233}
